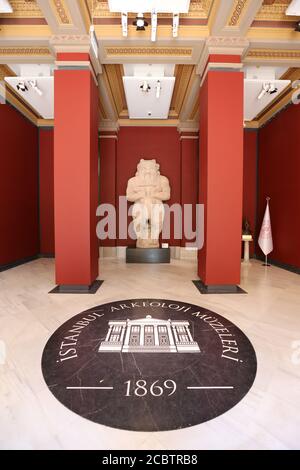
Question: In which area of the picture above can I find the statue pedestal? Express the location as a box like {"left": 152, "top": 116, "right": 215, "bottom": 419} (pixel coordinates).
{"left": 126, "top": 247, "right": 170, "bottom": 264}
{"left": 242, "top": 234, "right": 253, "bottom": 263}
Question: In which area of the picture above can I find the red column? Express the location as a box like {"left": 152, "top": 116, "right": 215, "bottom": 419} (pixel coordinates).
{"left": 99, "top": 131, "right": 117, "bottom": 247}
{"left": 198, "top": 59, "right": 244, "bottom": 291}
{"left": 180, "top": 132, "right": 199, "bottom": 247}
{"left": 54, "top": 53, "right": 99, "bottom": 292}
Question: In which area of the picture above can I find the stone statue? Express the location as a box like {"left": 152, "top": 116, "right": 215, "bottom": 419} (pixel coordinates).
{"left": 126, "top": 159, "right": 171, "bottom": 248}
{"left": 242, "top": 218, "right": 252, "bottom": 235}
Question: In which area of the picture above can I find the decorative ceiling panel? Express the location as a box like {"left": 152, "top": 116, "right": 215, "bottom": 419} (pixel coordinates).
{"left": 170, "top": 64, "right": 195, "bottom": 116}
{"left": 0, "top": 0, "right": 44, "bottom": 18}
{"left": 252, "top": 0, "right": 299, "bottom": 27}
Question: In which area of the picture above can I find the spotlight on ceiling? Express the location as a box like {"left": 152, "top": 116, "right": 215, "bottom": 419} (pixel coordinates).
{"left": 257, "top": 82, "right": 278, "bottom": 100}
{"left": 295, "top": 21, "right": 300, "bottom": 31}
{"left": 268, "top": 83, "right": 278, "bottom": 95}
{"left": 133, "top": 13, "right": 148, "bottom": 31}
{"left": 140, "top": 81, "right": 151, "bottom": 93}
{"left": 29, "top": 79, "right": 43, "bottom": 96}
{"left": 16, "top": 81, "right": 28, "bottom": 92}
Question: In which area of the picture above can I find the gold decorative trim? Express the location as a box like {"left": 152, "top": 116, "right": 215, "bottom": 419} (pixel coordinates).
{"left": 50, "top": 0, "right": 72, "bottom": 25}
{"left": 105, "top": 47, "right": 193, "bottom": 57}
{"left": 0, "top": 0, "right": 44, "bottom": 18}
{"left": 0, "top": 47, "right": 51, "bottom": 56}
{"left": 228, "top": 0, "right": 249, "bottom": 27}
{"left": 246, "top": 49, "right": 300, "bottom": 60}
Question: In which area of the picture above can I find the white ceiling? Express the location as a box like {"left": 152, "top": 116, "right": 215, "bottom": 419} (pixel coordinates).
{"left": 108, "top": 0, "right": 190, "bottom": 13}
{"left": 0, "top": 0, "right": 12, "bottom": 13}
{"left": 244, "top": 79, "right": 291, "bottom": 121}
{"left": 2, "top": 65, "right": 293, "bottom": 122}
{"left": 123, "top": 76, "right": 175, "bottom": 119}
{"left": 5, "top": 76, "right": 54, "bottom": 119}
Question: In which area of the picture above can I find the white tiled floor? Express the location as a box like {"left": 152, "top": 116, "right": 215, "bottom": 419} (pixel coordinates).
{"left": 0, "top": 257, "right": 300, "bottom": 449}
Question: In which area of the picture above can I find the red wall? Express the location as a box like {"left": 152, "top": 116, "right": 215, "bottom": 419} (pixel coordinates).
{"left": 181, "top": 137, "right": 199, "bottom": 246}
{"left": 39, "top": 128, "right": 55, "bottom": 255}
{"left": 116, "top": 127, "right": 183, "bottom": 246}
{"left": 99, "top": 136, "right": 117, "bottom": 246}
{"left": 258, "top": 104, "right": 300, "bottom": 268}
{"left": 39, "top": 127, "right": 256, "bottom": 255}
{"left": 243, "top": 130, "right": 257, "bottom": 256}
{"left": 0, "top": 104, "right": 39, "bottom": 266}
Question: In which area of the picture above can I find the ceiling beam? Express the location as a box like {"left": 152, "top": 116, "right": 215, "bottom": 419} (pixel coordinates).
{"left": 211, "top": 0, "right": 264, "bottom": 37}
{"left": 36, "top": 0, "right": 87, "bottom": 35}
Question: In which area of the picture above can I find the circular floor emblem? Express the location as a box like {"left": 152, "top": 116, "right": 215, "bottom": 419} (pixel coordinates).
{"left": 42, "top": 299, "right": 257, "bottom": 431}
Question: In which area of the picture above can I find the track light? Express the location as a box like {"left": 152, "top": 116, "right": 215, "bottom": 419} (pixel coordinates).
{"left": 295, "top": 21, "right": 300, "bottom": 31}
{"left": 151, "top": 10, "right": 157, "bottom": 42}
{"left": 133, "top": 13, "right": 148, "bottom": 31}
{"left": 156, "top": 80, "right": 161, "bottom": 99}
{"left": 121, "top": 12, "right": 128, "bottom": 37}
{"left": 16, "top": 81, "right": 28, "bottom": 92}
{"left": 29, "top": 79, "right": 43, "bottom": 96}
{"left": 173, "top": 13, "right": 179, "bottom": 37}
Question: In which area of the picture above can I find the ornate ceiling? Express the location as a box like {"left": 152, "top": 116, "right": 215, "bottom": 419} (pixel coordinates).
{"left": 0, "top": 0, "right": 300, "bottom": 129}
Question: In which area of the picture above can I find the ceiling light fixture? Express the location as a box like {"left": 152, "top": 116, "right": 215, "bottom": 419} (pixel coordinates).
{"left": 257, "top": 82, "right": 278, "bottom": 100}
{"left": 173, "top": 13, "right": 179, "bottom": 37}
{"left": 121, "top": 12, "right": 128, "bottom": 37}
{"left": 16, "top": 81, "right": 28, "bottom": 92}
{"left": 140, "top": 81, "right": 151, "bottom": 93}
{"left": 268, "top": 83, "right": 278, "bottom": 95}
{"left": 133, "top": 13, "right": 148, "bottom": 31}
{"left": 156, "top": 80, "right": 161, "bottom": 99}
{"left": 151, "top": 10, "right": 157, "bottom": 42}
{"left": 28, "top": 80, "right": 43, "bottom": 96}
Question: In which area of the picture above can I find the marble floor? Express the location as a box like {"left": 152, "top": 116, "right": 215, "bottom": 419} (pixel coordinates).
{"left": 0, "top": 257, "right": 300, "bottom": 450}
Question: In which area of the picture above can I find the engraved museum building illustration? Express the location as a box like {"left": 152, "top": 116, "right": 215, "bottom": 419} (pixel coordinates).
{"left": 98, "top": 315, "right": 200, "bottom": 353}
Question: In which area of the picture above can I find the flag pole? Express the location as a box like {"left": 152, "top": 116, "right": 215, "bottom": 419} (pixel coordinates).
{"left": 262, "top": 197, "right": 271, "bottom": 267}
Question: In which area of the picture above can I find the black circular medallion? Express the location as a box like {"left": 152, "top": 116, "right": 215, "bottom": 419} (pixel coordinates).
{"left": 42, "top": 299, "right": 257, "bottom": 431}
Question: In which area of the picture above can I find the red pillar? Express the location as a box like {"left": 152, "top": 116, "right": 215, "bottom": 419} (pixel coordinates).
{"left": 180, "top": 132, "right": 199, "bottom": 247}
{"left": 198, "top": 58, "right": 244, "bottom": 291}
{"left": 99, "top": 131, "right": 118, "bottom": 247}
{"left": 54, "top": 53, "right": 99, "bottom": 292}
